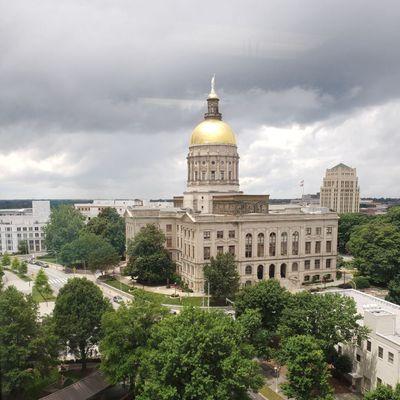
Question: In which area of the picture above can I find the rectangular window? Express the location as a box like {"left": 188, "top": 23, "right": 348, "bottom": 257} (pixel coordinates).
{"left": 211, "top": 171, "right": 215, "bottom": 180}
{"left": 166, "top": 237, "right": 172, "bottom": 248}
{"left": 217, "top": 231, "right": 224, "bottom": 239}
{"left": 315, "top": 241, "right": 321, "bottom": 253}
{"left": 315, "top": 259, "right": 320, "bottom": 269}
{"left": 306, "top": 227, "right": 312, "bottom": 235}
{"left": 217, "top": 246, "right": 224, "bottom": 255}
{"left": 305, "top": 242, "right": 311, "bottom": 254}
{"left": 326, "top": 240, "right": 332, "bottom": 252}
{"left": 327, "top": 226, "right": 333, "bottom": 235}
{"left": 367, "top": 340, "right": 371, "bottom": 352}
{"left": 316, "top": 227, "right": 322, "bottom": 235}
{"left": 326, "top": 259, "right": 331, "bottom": 268}
{"left": 166, "top": 224, "right": 172, "bottom": 232}
{"left": 388, "top": 352, "right": 394, "bottom": 364}
{"left": 203, "top": 247, "right": 210, "bottom": 260}
{"left": 229, "top": 230, "right": 235, "bottom": 239}
{"left": 378, "top": 346, "right": 383, "bottom": 359}
{"left": 203, "top": 231, "right": 211, "bottom": 240}
{"left": 220, "top": 171, "right": 224, "bottom": 180}
{"left": 228, "top": 245, "right": 235, "bottom": 255}
{"left": 305, "top": 260, "right": 311, "bottom": 270}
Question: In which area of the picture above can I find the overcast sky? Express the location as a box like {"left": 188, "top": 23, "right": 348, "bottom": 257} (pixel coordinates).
{"left": 1, "top": 0, "right": 399, "bottom": 199}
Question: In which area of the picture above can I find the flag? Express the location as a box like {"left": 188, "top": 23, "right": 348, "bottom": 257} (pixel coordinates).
{"left": 299, "top": 180, "right": 304, "bottom": 187}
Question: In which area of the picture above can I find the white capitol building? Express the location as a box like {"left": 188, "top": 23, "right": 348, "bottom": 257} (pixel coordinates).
{"left": 126, "top": 80, "right": 339, "bottom": 292}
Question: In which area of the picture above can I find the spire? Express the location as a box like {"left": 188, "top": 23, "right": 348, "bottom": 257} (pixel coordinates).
{"left": 205, "top": 74, "right": 222, "bottom": 120}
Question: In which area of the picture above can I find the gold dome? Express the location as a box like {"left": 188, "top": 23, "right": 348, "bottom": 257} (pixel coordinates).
{"left": 190, "top": 119, "right": 237, "bottom": 146}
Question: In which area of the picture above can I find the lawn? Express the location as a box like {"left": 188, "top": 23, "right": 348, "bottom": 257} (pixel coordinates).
{"left": 37, "top": 255, "right": 59, "bottom": 264}
{"left": 104, "top": 278, "right": 203, "bottom": 306}
{"left": 3, "top": 267, "right": 32, "bottom": 281}
{"left": 259, "top": 385, "right": 285, "bottom": 400}
{"left": 32, "top": 287, "right": 55, "bottom": 303}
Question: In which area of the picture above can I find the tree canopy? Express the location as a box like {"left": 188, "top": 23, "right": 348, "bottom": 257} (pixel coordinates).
{"left": 100, "top": 300, "right": 167, "bottom": 395}
{"left": 234, "top": 279, "right": 289, "bottom": 332}
{"left": 203, "top": 252, "right": 240, "bottom": 303}
{"left": 44, "top": 205, "right": 85, "bottom": 255}
{"left": 18, "top": 240, "right": 29, "bottom": 255}
{"left": 85, "top": 207, "right": 126, "bottom": 257}
{"left": 136, "top": 307, "right": 263, "bottom": 400}
{"left": 338, "top": 213, "right": 371, "bottom": 254}
{"left": 126, "top": 224, "right": 175, "bottom": 284}
{"left": 280, "top": 335, "right": 334, "bottom": 400}
{"left": 0, "top": 286, "right": 60, "bottom": 398}
{"left": 59, "top": 232, "right": 119, "bottom": 273}
{"left": 53, "top": 277, "right": 112, "bottom": 369}
{"left": 347, "top": 221, "right": 400, "bottom": 285}
{"left": 277, "top": 291, "right": 367, "bottom": 356}
{"left": 386, "top": 276, "right": 400, "bottom": 305}
{"left": 33, "top": 268, "right": 53, "bottom": 299}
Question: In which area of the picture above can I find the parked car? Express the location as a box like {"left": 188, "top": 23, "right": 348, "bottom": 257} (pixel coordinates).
{"left": 113, "top": 296, "right": 124, "bottom": 304}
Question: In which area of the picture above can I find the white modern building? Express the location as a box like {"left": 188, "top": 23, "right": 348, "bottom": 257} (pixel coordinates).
{"left": 0, "top": 200, "right": 50, "bottom": 254}
{"left": 334, "top": 289, "right": 400, "bottom": 393}
{"left": 75, "top": 199, "right": 143, "bottom": 221}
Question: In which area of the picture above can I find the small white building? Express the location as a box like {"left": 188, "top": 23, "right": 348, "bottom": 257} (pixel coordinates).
{"left": 0, "top": 200, "right": 50, "bottom": 254}
{"left": 75, "top": 199, "right": 143, "bottom": 221}
{"left": 333, "top": 289, "right": 400, "bottom": 393}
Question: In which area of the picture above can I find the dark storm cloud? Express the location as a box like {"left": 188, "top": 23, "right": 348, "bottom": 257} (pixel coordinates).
{"left": 1, "top": 0, "right": 400, "bottom": 197}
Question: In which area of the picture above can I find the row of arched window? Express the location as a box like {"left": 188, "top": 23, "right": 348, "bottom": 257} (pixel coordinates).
{"left": 245, "top": 232, "right": 299, "bottom": 258}
{"left": 244, "top": 262, "right": 299, "bottom": 280}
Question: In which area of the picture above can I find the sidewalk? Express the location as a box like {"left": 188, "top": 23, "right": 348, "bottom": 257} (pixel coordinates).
{"left": 118, "top": 275, "right": 202, "bottom": 297}
{"left": 3, "top": 270, "right": 31, "bottom": 294}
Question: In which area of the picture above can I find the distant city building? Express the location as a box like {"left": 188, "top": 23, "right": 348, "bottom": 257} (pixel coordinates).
{"left": 320, "top": 163, "right": 360, "bottom": 213}
{"left": 360, "top": 199, "right": 389, "bottom": 215}
{"left": 0, "top": 200, "right": 50, "bottom": 254}
{"left": 126, "top": 80, "right": 339, "bottom": 292}
{"left": 75, "top": 199, "right": 143, "bottom": 221}
{"left": 334, "top": 289, "right": 400, "bottom": 394}
{"left": 290, "top": 193, "right": 320, "bottom": 206}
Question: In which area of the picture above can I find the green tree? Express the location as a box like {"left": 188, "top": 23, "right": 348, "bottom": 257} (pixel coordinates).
{"left": 11, "top": 257, "right": 20, "bottom": 271}
{"left": 18, "top": 260, "right": 28, "bottom": 276}
{"left": 136, "top": 307, "right": 263, "bottom": 400}
{"left": 85, "top": 208, "right": 126, "bottom": 257}
{"left": 0, "top": 264, "right": 4, "bottom": 290}
{"left": 126, "top": 224, "right": 174, "bottom": 284}
{"left": 385, "top": 205, "right": 400, "bottom": 231}
{"left": 347, "top": 221, "right": 400, "bottom": 285}
{"left": 280, "top": 335, "right": 334, "bottom": 400}
{"left": 364, "top": 384, "right": 400, "bottom": 400}
{"left": 33, "top": 268, "right": 53, "bottom": 300}
{"left": 277, "top": 291, "right": 366, "bottom": 357}
{"left": 53, "top": 278, "right": 111, "bottom": 370}
{"left": 203, "top": 253, "right": 240, "bottom": 303}
{"left": 234, "top": 279, "right": 289, "bottom": 332}
{"left": 100, "top": 300, "right": 167, "bottom": 396}
{"left": 18, "top": 240, "right": 29, "bottom": 255}
{"left": 0, "top": 286, "right": 59, "bottom": 399}
{"left": 338, "top": 213, "right": 370, "bottom": 254}
{"left": 386, "top": 277, "right": 400, "bottom": 305}
{"left": 44, "top": 205, "right": 85, "bottom": 255}
{"left": 59, "top": 232, "right": 119, "bottom": 273}
{"left": 1, "top": 253, "right": 11, "bottom": 267}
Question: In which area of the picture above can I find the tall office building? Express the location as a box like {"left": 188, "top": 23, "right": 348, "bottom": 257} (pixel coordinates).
{"left": 320, "top": 163, "right": 360, "bottom": 213}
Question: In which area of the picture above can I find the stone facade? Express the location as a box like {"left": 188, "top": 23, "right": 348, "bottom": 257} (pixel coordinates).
{"left": 320, "top": 163, "right": 360, "bottom": 213}
{"left": 126, "top": 82, "right": 339, "bottom": 293}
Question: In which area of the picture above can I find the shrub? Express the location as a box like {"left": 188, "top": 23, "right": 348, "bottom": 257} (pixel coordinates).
{"left": 338, "top": 283, "right": 352, "bottom": 289}
{"left": 333, "top": 354, "right": 352, "bottom": 374}
{"left": 353, "top": 276, "right": 370, "bottom": 289}
{"left": 336, "top": 271, "right": 343, "bottom": 280}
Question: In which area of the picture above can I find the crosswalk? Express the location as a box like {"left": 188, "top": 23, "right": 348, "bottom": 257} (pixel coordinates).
{"left": 47, "top": 277, "right": 69, "bottom": 289}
